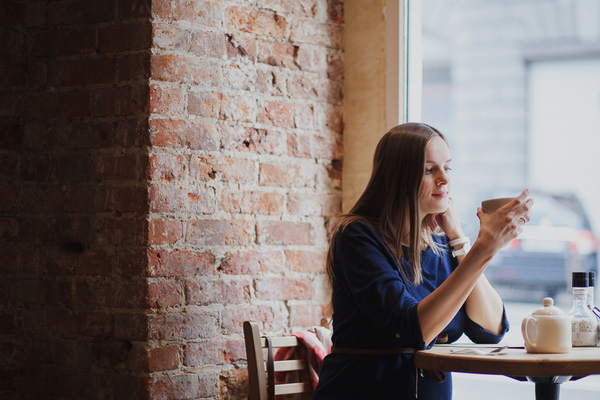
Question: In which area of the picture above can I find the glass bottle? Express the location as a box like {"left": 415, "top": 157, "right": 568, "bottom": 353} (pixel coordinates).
{"left": 568, "top": 272, "right": 597, "bottom": 346}
{"left": 588, "top": 271, "right": 596, "bottom": 309}
{"left": 589, "top": 271, "right": 600, "bottom": 345}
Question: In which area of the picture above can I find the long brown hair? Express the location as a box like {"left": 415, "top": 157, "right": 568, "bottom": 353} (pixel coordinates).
{"left": 327, "top": 123, "right": 447, "bottom": 285}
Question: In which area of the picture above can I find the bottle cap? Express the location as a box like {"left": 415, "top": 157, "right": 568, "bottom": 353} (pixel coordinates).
{"left": 589, "top": 271, "right": 595, "bottom": 287}
{"left": 573, "top": 272, "right": 589, "bottom": 287}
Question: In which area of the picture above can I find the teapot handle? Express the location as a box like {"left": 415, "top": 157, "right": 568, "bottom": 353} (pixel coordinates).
{"left": 521, "top": 316, "right": 538, "bottom": 349}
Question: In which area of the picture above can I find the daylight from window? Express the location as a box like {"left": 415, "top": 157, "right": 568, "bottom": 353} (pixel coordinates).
{"left": 420, "top": 1, "right": 600, "bottom": 398}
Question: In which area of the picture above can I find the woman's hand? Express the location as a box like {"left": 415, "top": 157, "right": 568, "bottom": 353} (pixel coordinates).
{"left": 475, "top": 189, "right": 533, "bottom": 255}
{"left": 425, "top": 196, "right": 465, "bottom": 241}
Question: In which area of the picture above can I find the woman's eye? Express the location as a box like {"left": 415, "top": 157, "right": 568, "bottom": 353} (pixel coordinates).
{"left": 445, "top": 167, "right": 452, "bottom": 172}
{"left": 425, "top": 168, "right": 432, "bottom": 174}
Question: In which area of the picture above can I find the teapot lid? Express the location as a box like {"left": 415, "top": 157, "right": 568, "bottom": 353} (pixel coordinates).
{"left": 531, "top": 297, "right": 565, "bottom": 316}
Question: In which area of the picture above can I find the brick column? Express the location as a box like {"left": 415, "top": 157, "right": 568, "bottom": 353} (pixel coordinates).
{"left": 0, "top": 1, "right": 343, "bottom": 399}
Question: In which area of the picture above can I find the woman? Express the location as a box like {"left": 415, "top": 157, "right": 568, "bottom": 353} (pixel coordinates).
{"left": 313, "top": 123, "right": 532, "bottom": 399}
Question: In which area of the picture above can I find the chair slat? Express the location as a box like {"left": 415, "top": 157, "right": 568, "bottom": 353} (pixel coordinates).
{"left": 260, "top": 336, "right": 299, "bottom": 348}
{"left": 261, "top": 359, "right": 308, "bottom": 372}
{"left": 274, "top": 382, "right": 312, "bottom": 395}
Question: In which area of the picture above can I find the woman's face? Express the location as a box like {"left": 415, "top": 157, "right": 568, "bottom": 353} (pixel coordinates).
{"left": 419, "top": 136, "right": 452, "bottom": 218}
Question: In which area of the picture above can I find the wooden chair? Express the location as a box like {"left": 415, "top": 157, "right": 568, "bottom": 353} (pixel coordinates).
{"left": 243, "top": 321, "right": 312, "bottom": 400}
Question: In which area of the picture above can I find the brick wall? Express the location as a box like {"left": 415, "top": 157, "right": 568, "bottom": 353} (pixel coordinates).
{"left": 0, "top": 0, "right": 343, "bottom": 399}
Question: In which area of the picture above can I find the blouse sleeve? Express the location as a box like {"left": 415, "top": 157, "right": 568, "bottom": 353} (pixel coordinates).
{"left": 464, "top": 305, "right": 510, "bottom": 344}
{"left": 333, "top": 223, "right": 428, "bottom": 349}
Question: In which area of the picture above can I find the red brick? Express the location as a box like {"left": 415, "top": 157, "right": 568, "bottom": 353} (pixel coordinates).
{"left": 45, "top": 248, "right": 112, "bottom": 276}
{"left": 47, "top": 120, "right": 115, "bottom": 150}
{"left": 117, "top": 53, "right": 151, "bottom": 82}
{"left": 189, "top": 91, "right": 256, "bottom": 122}
{"left": 116, "top": 117, "right": 150, "bottom": 148}
{"left": 148, "top": 312, "right": 218, "bottom": 340}
{"left": 148, "top": 249, "right": 216, "bottom": 277}
{"left": 115, "top": 249, "right": 148, "bottom": 277}
{"left": 256, "top": 220, "right": 313, "bottom": 245}
{"left": 96, "top": 153, "right": 144, "bottom": 181}
{"left": 288, "top": 75, "right": 343, "bottom": 103}
{"left": 149, "top": 83, "right": 183, "bottom": 116}
{"left": 0, "top": 121, "right": 23, "bottom": 150}
{"left": 111, "top": 186, "right": 149, "bottom": 214}
{"left": 92, "top": 85, "right": 149, "bottom": 116}
{"left": 57, "top": 91, "right": 92, "bottom": 120}
{"left": 0, "top": 91, "right": 22, "bottom": 119}
{"left": 97, "top": 217, "right": 147, "bottom": 246}
{"left": 118, "top": 0, "right": 151, "bottom": 20}
{"left": 256, "top": 69, "right": 286, "bottom": 95}
{"left": 59, "top": 29, "right": 97, "bottom": 56}
{"left": 287, "top": 192, "right": 341, "bottom": 216}
{"left": 47, "top": 0, "right": 115, "bottom": 25}
{"left": 186, "top": 279, "right": 249, "bottom": 306}
{"left": 326, "top": 107, "right": 344, "bottom": 133}
{"left": 148, "top": 217, "right": 183, "bottom": 245}
{"left": 290, "top": 19, "right": 343, "bottom": 49}
{"left": 47, "top": 58, "right": 115, "bottom": 87}
{"left": 287, "top": 131, "right": 311, "bottom": 158}
{"left": 187, "top": 186, "right": 217, "bottom": 215}
{"left": 220, "top": 368, "right": 248, "bottom": 400}
{"left": 77, "top": 312, "right": 113, "bottom": 338}
{"left": 221, "top": 189, "right": 283, "bottom": 215}
{"left": 223, "top": 64, "right": 256, "bottom": 91}
{"left": 295, "top": 45, "right": 324, "bottom": 72}
{"left": 0, "top": 152, "right": 19, "bottom": 179}
{"left": 107, "top": 281, "right": 149, "bottom": 308}
{"left": 258, "top": 100, "right": 295, "bottom": 127}
{"left": 149, "top": 153, "right": 186, "bottom": 182}
{"left": 289, "top": 304, "right": 329, "bottom": 327}
{"left": 183, "top": 342, "right": 220, "bottom": 367}
{"left": 114, "top": 312, "right": 150, "bottom": 341}
{"left": 257, "top": 0, "right": 318, "bottom": 17}
{"left": 257, "top": 40, "right": 298, "bottom": 68}
{"left": 226, "top": 6, "right": 286, "bottom": 39}
{"left": 285, "top": 250, "right": 326, "bottom": 273}
{"left": 0, "top": 59, "right": 25, "bottom": 86}
{"left": 188, "top": 90, "right": 220, "bottom": 118}
{"left": 220, "top": 125, "right": 285, "bottom": 155}
{"left": 255, "top": 276, "right": 313, "bottom": 300}
{"left": 186, "top": 219, "right": 253, "bottom": 246}
{"left": 153, "top": 0, "right": 224, "bottom": 27}
{"left": 183, "top": 340, "right": 245, "bottom": 367}
{"left": 151, "top": 54, "right": 221, "bottom": 86}
{"left": 226, "top": 33, "right": 258, "bottom": 61}
{"left": 259, "top": 161, "right": 316, "bottom": 188}
{"left": 0, "top": 0, "right": 24, "bottom": 25}
{"left": 23, "top": 92, "right": 58, "bottom": 119}
{"left": 221, "top": 305, "right": 287, "bottom": 335}
{"left": 148, "top": 184, "right": 183, "bottom": 213}
{"left": 148, "top": 281, "right": 183, "bottom": 308}
{"left": 153, "top": 23, "right": 187, "bottom": 51}
{"left": 190, "top": 155, "right": 256, "bottom": 184}
{"left": 327, "top": 51, "right": 344, "bottom": 80}
{"left": 98, "top": 21, "right": 152, "bottom": 52}
{"left": 148, "top": 345, "right": 180, "bottom": 372}
{"left": 150, "top": 119, "right": 218, "bottom": 151}
{"left": 220, "top": 250, "right": 284, "bottom": 275}
{"left": 189, "top": 30, "right": 227, "bottom": 58}
{"left": 328, "top": 0, "right": 344, "bottom": 23}
{"left": 0, "top": 186, "right": 18, "bottom": 213}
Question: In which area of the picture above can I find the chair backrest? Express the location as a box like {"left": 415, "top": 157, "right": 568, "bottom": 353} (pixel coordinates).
{"left": 243, "top": 321, "right": 312, "bottom": 400}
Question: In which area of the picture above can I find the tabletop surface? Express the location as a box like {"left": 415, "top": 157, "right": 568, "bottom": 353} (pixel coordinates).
{"left": 414, "top": 344, "right": 600, "bottom": 377}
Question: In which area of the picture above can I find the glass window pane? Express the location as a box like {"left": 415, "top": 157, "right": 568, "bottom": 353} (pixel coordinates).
{"left": 421, "top": 0, "right": 600, "bottom": 396}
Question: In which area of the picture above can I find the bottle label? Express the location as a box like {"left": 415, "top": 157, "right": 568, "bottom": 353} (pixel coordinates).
{"left": 572, "top": 318, "right": 598, "bottom": 346}
{"left": 573, "top": 288, "right": 587, "bottom": 302}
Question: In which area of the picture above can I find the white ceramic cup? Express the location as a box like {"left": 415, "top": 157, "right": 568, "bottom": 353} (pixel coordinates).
{"left": 481, "top": 197, "right": 515, "bottom": 214}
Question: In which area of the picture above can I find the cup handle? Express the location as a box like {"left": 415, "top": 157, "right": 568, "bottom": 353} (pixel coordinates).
{"left": 522, "top": 316, "right": 537, "bottom": 350}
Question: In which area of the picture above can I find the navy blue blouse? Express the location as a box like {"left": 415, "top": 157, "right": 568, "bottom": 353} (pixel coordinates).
{"left": 313, "top": 221, "right": 509, "bottom": 400}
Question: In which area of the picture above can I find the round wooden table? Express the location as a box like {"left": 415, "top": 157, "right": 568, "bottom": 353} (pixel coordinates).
{"left": 414, "top": 345, "right": 600, "bottom": 400}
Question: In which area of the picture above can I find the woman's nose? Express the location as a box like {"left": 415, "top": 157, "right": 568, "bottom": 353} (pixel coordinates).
{"left": 437, "top": 171, "right": 449, "bottom": 185}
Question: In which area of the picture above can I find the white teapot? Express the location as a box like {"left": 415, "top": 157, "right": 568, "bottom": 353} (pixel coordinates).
{"left": 521, "top": 297, "right": 572, "bottom": 354}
